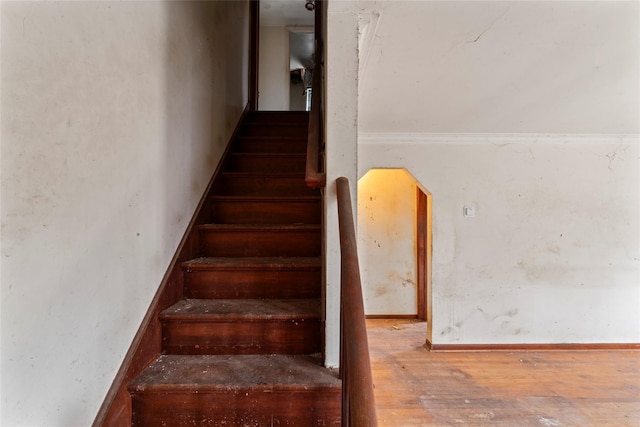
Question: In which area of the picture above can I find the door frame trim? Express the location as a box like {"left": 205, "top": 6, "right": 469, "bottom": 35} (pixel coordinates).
{"left": 249, "top": 0, "right": 259, "bottom": 111}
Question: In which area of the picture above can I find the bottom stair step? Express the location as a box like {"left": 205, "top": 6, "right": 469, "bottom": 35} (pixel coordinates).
{"left": 128, "top": 354, "right": 341, "bottom": 426}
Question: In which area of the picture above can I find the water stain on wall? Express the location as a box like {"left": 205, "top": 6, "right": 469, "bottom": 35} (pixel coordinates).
{"left": 358, "top": 168, "right": 418, "bottom": 315}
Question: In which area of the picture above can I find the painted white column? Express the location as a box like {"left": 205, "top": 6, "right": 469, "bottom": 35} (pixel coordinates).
{"left": 324, "top": 6, "right": 359, "bottom": 368}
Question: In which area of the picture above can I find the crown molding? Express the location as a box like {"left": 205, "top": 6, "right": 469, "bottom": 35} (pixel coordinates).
{"left": 358, "top": 132, "right": 640, "bottom": 145}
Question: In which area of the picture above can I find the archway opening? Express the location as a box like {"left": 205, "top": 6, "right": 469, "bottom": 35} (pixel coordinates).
{"left": 357, "top": 169, "right": 432, "bottom": 329}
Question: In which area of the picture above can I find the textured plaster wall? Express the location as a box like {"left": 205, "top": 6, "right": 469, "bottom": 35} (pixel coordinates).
{"left": 327, "top": 0, "right": 639, "bottom": 346}
{"left": 360, "top": 136, "right": 639, "bottom": 344}
{"left": 324, "top": 3, "right": 360, "bottom": 367}
{"left": 0, "top": 1, "right": 248, "bottom": 425}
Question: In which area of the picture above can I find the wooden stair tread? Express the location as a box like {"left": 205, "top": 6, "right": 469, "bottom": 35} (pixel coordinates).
{"left": 229, "top": 152, "right": 305, "bottom": 157}
{"left": 128, "top": 354, "right": 339, "bottom": 392}
{"left": 183, "top": 256, "right": 320, "bottom": 269}
{"left": 221, "top": 171, "right": 305, "bottom": 177}
{"left": 243, "top": 122, "right": 308, "bottom": 128}
{"left": 160, "top": 298, "right": 320, "bottom": 320}
{"left": 235, "top": 135, "right": 306, "bottom": 140}
{"left": 248, "top": 110, "right": 308, "bottom": 116}
{"left": 215, "top": 172, "right": 317, "bottom": 197}
{"left": 199, "top": 224, "right": 320, "bottom": 231}
{"left": 211, "top": 195, "right": 320, "bottom": 201}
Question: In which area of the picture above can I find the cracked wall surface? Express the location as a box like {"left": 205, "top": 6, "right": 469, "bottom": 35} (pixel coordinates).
{"left": 358, "top": 1, "right": 639, "bottom": 134}
{"left": 349, "top": 0, "right": 639, "bottom": 345}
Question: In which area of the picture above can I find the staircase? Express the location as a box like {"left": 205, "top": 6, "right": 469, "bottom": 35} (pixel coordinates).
{"left": 127, "top": 111, "right": 341, "bottom": 426}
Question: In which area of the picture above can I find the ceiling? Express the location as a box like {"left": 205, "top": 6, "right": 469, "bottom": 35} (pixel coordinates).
{"left": 261, "top": 0, "right": 315, "bottom": 71}
{"left": 260, "top": 0, "right": 315, "bottom": 27}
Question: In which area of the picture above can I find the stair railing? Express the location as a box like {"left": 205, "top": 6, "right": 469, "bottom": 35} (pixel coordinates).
{"left": 305, "top": 0, "right": 326, "bottom": 188}
{"left": 336, "top": 177, "right": 378, "bottom": 427}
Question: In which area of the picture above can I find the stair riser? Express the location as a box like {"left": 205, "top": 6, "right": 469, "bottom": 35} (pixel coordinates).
{"left": 227, "top": 155, "right": 305, "bottom": 173}
{"left": 211, "top": 201, "right": 321, "bottom": 224}
{"left": 235, "top": 139, "right": 306, "bottom": 153}
{"left": 217, "top": 175, "right": 317, "bottom": 196}
{"left": 241, "top": 126, "right": 308, "bottom": 138}
{"left": 200, "top": 231, "right": 320, "bottom": 257}
{"left": 161, "top": 320, "right": 322, "bottom": 354}
{"left": 184, "top": 269, "right": 321, "bottom": 299}
{"left": 131, "top": 390, "right": 340, "bottom": 427}
{"left": 246, "top": 111, "right": 309, "bottom": 123}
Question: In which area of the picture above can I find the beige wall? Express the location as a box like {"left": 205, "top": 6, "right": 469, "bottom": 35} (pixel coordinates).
{"left": 0, "top": 1, "right": 249, "bottom": 425}
{"left": 258, "top": 26, "right": 290, "bottom": 110}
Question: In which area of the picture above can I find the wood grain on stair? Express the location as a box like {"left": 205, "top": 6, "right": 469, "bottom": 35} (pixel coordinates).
{"left": 245, "top": 111, "right": 309, "bottom": 124}
{"left": 240, "top": 123, "right": 308, "bottom": 138}
{"left": 210, "top": 195, "right": 321, "bottom": 224}
{"left": 183, "top": 257, "right": 321, "bottom": 299}
{"left": 227, "top": 152, "right": 306, "bottom": 173}
{"left": 161, "top": 298, "right": 320, "bottom": 319}
{"left": 129, "top": 355, "right": 340, "bottom": 426}
{"left": 234, "top": 136, "right": 307, "bottom": 153}
{"left": 129, "top": 354, "right": 338, "bottom": 390}
{"left": 199, "top": 224, "right": 320, "bottom": 257}
{"left": 216, "top": 172, "right": 317, "bottom": 196}
{"left": 160, "top": 298, "right": 322, "bottom": 355}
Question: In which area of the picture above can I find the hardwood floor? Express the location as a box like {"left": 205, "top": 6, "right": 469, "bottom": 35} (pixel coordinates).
{"left": 366, "top": 319, "right": 640, "bottom": 427}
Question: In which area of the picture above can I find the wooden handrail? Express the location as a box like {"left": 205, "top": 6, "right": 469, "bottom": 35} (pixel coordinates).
{"left": 336, "top": 177, "right": 378, "bottom": 427}
{"left": 305, "top": 0, "right": 326, "bottom": 188}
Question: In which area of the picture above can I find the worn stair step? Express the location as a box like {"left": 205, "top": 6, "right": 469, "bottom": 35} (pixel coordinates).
{"left": 240, "top": 123, "right": 308, "bottom": 138}
{"left": 246, "top": 111, "right": 310, "bottom": 124}
{"left": 215, "top": 172, "right": 318, "bottom": 196}
{"left": 199, "top": 224, "right": 320, "bottom": 257}
{"left": 183, "top": 257, "right": 321, "bottom": 299}
{"left": 233, "top": 136, "right": 307, "bottom": 153}
{"left": 159, "top": 299, "right": 322, "bottom": 354}
{"left": 128, "top": 354, "right": 340, "bottom": 426}
{"left": 227, "top": 153, "right": 305, "bottom": 173}
{"left": 210, "top": 196, "right": 321, "bottom": 224}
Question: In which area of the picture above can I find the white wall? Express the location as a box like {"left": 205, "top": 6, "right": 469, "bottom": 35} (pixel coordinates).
{"left": 0, "top": 1, "right": 249, "bottom": 425}
{"left": 258, "top": 26, "right": 290, "bottom": 110}
{"left": 324, "top": 3, "right": 360, "bottom": 367}
{"left": 360, "top": 135, "right": 639, "bottom": 344}
{"left": 325, "top": 0, "right": 640, "bottom": 346}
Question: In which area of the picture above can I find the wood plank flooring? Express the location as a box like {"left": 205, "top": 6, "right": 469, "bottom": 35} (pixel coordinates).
{"left": 366, "top": 319, "right": 640, "bottom": 426}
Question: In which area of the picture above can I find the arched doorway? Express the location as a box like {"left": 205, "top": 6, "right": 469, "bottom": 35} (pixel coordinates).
{"left": 357, "top": 168, "right": 432, "bottom": 322}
